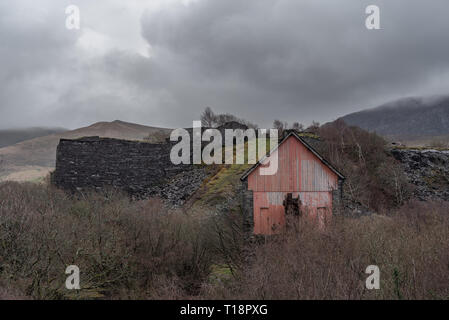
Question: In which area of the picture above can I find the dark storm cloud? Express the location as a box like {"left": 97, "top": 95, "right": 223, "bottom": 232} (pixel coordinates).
{"left": 1, "top": 0, "right": 449, "bottom": 129}
{"left": 139, "top": 0, "right": 449, "bottom": 126}
{"left": 0, "top": 1, "right": 79, "bottom": 127}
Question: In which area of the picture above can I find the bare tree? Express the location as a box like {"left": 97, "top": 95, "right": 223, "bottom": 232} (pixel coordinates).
{"left": 273, "top": 120, "right": 285, "bottom": 131}
{"left": 273, "top": 119, "right": 289, "bottom": 137}
{"left": 201, "top": 108, "right": 258, "bottom": 129}
{"left": 201, "top": 107, "right": 217, "bottom": 127}
{"left": 291, "top": 122, "right": 304, "bottom": 132}
{"left": 215, "top": 113, "right": 238, "bottom": 126}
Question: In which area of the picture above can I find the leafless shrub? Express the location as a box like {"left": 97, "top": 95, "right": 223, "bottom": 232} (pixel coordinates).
{"left": 202, "top": 201, "right": 449, "bottom": 300}
{"left": 201, "top": 107, "right": 216, "bottom": 127}
{"left": 273, "top": 120, "right": 306, "bottom": 137}
{"left": 200, "top": 107, "right": 257, "bottom": 129}
{"left": 318, "top": 120, "right": 413, "bottom": 211}
{"left": 291, "top": 122, "right": 304, "bottom": 131}
{"left": 1, "top": 181, "right": 448, "bottom": 300}
{"left": 0, "top": 182, "right": 214, "bottom": 299}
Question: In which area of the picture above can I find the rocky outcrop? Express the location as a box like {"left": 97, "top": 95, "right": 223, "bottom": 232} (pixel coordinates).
{"left": 146, "top": 167, "right": 213, "bottom": 207}
{"left": 391, "top": 149, "right": 449, "bottom": 201}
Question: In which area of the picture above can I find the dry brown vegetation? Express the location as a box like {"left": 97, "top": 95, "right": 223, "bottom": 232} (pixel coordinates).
{"left": 204, "top": 201, "right": 449, "bottom": 300}
{"left": 0, "top": 182, "right": 215, "bottom": 299}
{"left": 0, "top": 181, "right": 448, "bottom": 300}
{"left": 318, "top": 120, "right": 413, "bottom": 211}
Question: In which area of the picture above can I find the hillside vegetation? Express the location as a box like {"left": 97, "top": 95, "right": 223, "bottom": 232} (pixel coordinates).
{"left": 317, "top": 120, "right": 413, "bottom": 211}
{"left": 0, "top": 182, "right": 447, "bottom": 299}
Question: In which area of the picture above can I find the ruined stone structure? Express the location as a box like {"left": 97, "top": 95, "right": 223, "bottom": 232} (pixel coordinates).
{"left": 52, "top": 137, "right": 192, "bottom": 198}
{"left": 52, "top": 122, "right": 248, "bottom": 205}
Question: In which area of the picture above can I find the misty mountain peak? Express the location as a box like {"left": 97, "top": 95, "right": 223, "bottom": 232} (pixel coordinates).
{"left": 340, "top": 95, "right": 449, "bottom": 139}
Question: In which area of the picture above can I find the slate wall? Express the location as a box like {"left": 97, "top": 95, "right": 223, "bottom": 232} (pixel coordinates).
{"left": 52, "top": 136, "right": 192, "bottom": 197}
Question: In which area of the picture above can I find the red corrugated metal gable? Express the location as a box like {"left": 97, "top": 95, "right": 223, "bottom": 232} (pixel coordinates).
{"left": 241, "top": 132, "right": 345, "bottom": 181}
{"left": 247, "top": 135, "right": 339, "bottom": 192}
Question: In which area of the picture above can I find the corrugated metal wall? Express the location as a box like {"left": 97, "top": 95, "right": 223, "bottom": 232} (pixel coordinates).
{"left": 248, "top": 137, "right": 338, "bottom": 192}
{"left": 252, "top": 191, "right": 332, "bottom": 234}
{"left": 247, "top": 136, "right": 338, "bottom": 234}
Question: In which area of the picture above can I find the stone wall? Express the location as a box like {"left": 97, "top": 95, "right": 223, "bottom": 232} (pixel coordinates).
{"left": 52, "top": 136, "right": 194, "bottom": 198}
{"left": 52, "top": 121, "right": 249, "bottom": 204}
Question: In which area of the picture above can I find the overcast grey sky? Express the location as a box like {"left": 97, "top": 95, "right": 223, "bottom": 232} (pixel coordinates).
{"left": 1, "top": 0, "right": 449, "bottom": 129}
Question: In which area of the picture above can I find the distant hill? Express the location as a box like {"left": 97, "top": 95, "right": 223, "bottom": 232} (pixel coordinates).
{"left": 0, "top": 120, "right": 172, "bottom": 182}
{"left": 339, "top": 96, "right": 449, "bottom": 144}
{"left": 0, "top": 127, "right": 67, "bottom": 148}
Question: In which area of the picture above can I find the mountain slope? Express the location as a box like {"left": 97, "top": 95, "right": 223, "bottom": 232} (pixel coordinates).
{"left": 0, "top": 120, "right": 171, "bottom": 181}
{"left": 0, "top": 127, "right": 67, "bottom": 148}
{"left": 339, "top": 96, "right": 449, "bottom": 142}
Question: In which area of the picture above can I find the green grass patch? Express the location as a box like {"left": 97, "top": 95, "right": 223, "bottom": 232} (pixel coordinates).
{"left": 208, "top": 264, "right": 234, "bottom": 284}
